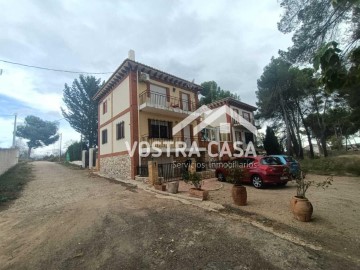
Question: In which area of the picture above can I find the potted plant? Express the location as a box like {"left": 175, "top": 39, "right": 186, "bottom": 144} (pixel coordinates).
{"left": 227, "top": 167, "right": 247, "bottom": 206}
{"left": 183, "top": 171, "right": 209, "bottom": 200}
{"left": 291, "top": 170, "right": 333, "bottom": 222}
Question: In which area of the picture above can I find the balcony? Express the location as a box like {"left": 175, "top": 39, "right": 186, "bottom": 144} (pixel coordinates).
{"left": 232, "top": 117, "right": 255, "bottom": 126}
{"left": 139, "top": 134, "right": 206, "bottom": 154}
{"left": 139, "top": 91, "right": 197, "bottom": 117}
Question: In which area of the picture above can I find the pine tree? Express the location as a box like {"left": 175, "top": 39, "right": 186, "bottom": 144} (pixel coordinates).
{"left": 263, "top": 126, "right": 282, "bottom": 155}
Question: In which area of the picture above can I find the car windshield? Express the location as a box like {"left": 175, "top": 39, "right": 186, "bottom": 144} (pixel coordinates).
{"left": 284, "top": 156, "right": 296, "bottom": 162}
{"left": 261, "top": 157, "right": 283, "bottom": 165}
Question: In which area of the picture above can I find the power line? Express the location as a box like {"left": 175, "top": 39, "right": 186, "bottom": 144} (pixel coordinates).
{"left": 0, "top": 59, "right": 113, "bottom": 75}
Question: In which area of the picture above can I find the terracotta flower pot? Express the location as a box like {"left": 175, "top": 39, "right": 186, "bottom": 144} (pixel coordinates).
{"left": 232, "top": 185, "right": 247, "bottom": 206}
{"left": 189, "top": 188, "right": 209, "bottom": 200}
{"left": 290, "top": 196, "right": 300, "bottom": 213}
{"left": 293, "top": 197, "right": 313, "bottom": 222}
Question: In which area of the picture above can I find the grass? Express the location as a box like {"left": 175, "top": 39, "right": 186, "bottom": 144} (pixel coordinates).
{"left": 0, "top": 162, "right": 33, "bottom": 204}
{"left": 300, "top": 154, "right": 360, "bottom": 176}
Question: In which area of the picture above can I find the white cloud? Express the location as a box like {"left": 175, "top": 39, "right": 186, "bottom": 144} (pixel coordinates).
{"left": 0, "top": 0, "right": 293, "bottom": 155}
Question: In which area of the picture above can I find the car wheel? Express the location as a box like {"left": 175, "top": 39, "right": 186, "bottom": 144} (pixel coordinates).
{"left": 217, "top": 173, "right": 226, "bottom": 182}
{"left": 252, "top": 175, "right": 263, "bottom": 188}
{"left": 278, "top": 182, "right": 287, "bottom": 186}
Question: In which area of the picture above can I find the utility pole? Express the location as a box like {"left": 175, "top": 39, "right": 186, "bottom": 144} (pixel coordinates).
{"left": 59, "top": 133, "right": 62, "bottom": 161}
{"left": 12, "top": 113, "right": 17, "bottom": 148}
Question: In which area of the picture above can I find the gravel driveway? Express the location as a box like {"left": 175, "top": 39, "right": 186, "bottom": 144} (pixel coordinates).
{"left": 0, "top": 161, "right": 359, "bottom": 269}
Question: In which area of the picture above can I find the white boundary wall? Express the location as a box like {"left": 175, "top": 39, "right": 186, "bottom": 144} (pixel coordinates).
{"left": 0, "top": 148, "right": 19, "bottom": 176}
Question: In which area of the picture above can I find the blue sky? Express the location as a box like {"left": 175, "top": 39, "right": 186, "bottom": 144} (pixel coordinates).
{"left": 0, "top": 0, "right": 293, "bottom": 156}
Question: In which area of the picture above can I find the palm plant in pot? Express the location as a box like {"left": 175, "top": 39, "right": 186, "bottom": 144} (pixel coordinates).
{"left": 291, "top": 170, "right": 333, "bottom": 222}
{"left": 227, "top": 167, "right": 247, "bottom": 206}
{"left": 183, "top": 171, "right": 209, "bottom": 200}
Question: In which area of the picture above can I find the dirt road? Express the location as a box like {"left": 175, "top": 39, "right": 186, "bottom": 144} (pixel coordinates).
{"left": 0, "top": 162, "right": 358, "bottom": 269}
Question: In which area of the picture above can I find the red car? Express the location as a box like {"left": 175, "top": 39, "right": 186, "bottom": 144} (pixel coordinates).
{"left": 215, "top": 156, "right": 290, "bottom": 188}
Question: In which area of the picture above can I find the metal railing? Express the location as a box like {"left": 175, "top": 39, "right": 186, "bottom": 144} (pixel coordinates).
{"left": 140, "top": 135, "right": 195, "bottom": 148}
{"left": 137, "top": 165, "right": 149, "bottom": 177}
{"left": 158, "top": 162, "right": 189, "bottom": 183}
{"left": 139, "top": 91, "right": 197, "bottom": 112}
{"left": 232, "top": 117, "right": 254, "bottom": 125}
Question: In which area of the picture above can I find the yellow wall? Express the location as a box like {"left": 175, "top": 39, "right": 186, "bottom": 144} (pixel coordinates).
{"left": 99, "top": 95, "right": 112, "bottom": 125}
{"left": 100, "top": 123, "right": 112, "bottom": 155}
{"left": 112, "top": 112, "right": 131, "bottom": 153}
{"left": 113, "top": 76, "right": 130, "bottom": 116}
{"left": 99, "top": 75, "right": 130, "bottom": 126}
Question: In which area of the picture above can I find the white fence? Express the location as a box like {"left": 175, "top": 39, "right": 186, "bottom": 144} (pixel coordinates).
{"left": 0, "top": 148, "right": 19, "bottom": 176}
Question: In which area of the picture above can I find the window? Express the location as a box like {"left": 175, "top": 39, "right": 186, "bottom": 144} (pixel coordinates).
{"left": 116, "top": 121, "right": 125, "bottom": 140}
{"left": 102, "top": 129, "right": 108, "bottom": 144}
{"left": 201, "top": 128, "right": 216, "bottom": 141}
{"left": 261, "top": 157, "right": 282, "bottom": 165}
{"left": 148, "top": 119, "right": 172, "bottom": 139}
{"left": 103, "top": 100, "right": 107, "bottom": 114}
{"left": 242, "top": 111, "right": 251, "bottom": 122}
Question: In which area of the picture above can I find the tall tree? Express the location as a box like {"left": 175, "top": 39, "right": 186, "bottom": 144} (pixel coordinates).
{"left": 263, "top": 126, "right": 282, "bottom": 155}
{"left": 256, "top": 57, "right": 303, "bottom": 157}
{"left": 16, "top": 115, "right": 59, "bottom": 157}
{"left": 61, "top": 75, "right": 102, "bottom": 147}
{"left": 199, "top": 81, "right": 241, "bottom": 105}
{"left": 278, "top": 0, "right": 359, "bottom": 63}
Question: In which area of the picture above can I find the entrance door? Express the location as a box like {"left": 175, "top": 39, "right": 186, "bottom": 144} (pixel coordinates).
{"left": 245, "top": 132, "right": 254, "bottom": 144}
{"left": 181, "top": 93, "right": 189, "bottom": 111}
{"left": 183, "top": 125, "right": 191, "bottom": 148}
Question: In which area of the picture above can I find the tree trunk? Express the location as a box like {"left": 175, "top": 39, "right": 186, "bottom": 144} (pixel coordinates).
{"left": 28, "top": 147, "right": 32, "bottom": 159}
{"left": 279, "top": 93, "right": 292, "bottom": 155}
{"left": 312, "top": 94, "right": 328, "bottom": 157}
{"left": 289, "top": 108, "right": 304, "bottom": 159}
{"left": 296, "top": 101, "right": 314, "bottom": 158}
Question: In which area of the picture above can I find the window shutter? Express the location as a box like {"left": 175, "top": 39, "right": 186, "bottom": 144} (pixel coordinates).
{"left": 189, "top": 124, "right": 193, "bottom": 142}
{"left": 179, "top": 92, "right": 183, "bottom": 109}
{"left": 166, "top": 88, "right": 170, "bottom": 102}
{"left": 146, "top": 82, "right": 150, "bottom": 97}
{"left": 121, "top": 121, "right": 125, "bottom": 139}
{"left": 168, "top": 122, "right": 173, "bottom": 139}
{"left": 187, "top": 94, "right": 191, "bottom": 111}
{"left": 148, "top": 119, "right": 152, "bottom": 138}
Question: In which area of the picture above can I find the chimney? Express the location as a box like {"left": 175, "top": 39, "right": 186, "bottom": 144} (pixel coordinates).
{"left": 128, "top": 50, "right": 135, "bottom": 61}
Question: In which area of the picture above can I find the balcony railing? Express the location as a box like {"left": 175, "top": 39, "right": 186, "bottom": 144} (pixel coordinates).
{"left": 140, "top": 134, "right": 196, "bottom": 149}
{"left": 139, "top": 91, "right": 197, "bottom": 112}
{"left": 232, "top": 117, "right": 255, "bottom": 125}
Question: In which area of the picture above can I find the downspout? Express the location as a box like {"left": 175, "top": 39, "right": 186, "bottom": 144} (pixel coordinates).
{"left": 137, "top": 70, "right": 141, "bottom": 168}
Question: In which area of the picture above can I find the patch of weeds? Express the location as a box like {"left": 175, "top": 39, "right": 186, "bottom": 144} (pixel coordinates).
{"left": 300, "top": 156, "right": 360, "bottom": 176}
{"left": 0, "top": 162, "right": 34, "bottom": 205}
{"left": 59, "top": 161, "right": 83, "bottom": 170}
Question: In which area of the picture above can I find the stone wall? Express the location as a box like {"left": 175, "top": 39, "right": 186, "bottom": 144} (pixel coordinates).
{"left": 100, "top": 155, "right": 131, "bottom": 180}
{"left": 0, "top": 148, "right": 19, "bottom": 176}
